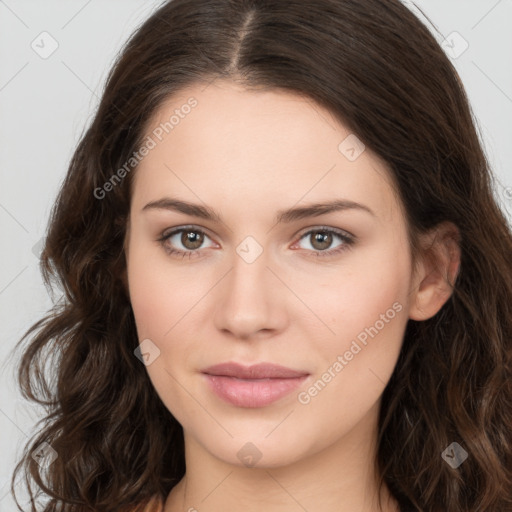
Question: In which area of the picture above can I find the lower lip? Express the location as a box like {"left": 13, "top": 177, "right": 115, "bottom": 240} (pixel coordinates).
{"left": 203, "top": 374, "right": 308, "bottom": 408}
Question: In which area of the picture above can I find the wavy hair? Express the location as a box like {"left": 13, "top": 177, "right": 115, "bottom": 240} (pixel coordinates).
{"left": 10, "top": 0, "right": 512, "bottom": 510}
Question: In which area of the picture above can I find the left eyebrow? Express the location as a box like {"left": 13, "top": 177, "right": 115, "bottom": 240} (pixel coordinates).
{"left": 275, "top": 199, "right": 375, "bottom": 223}
{"left": 141, "top": 197, "right": 375, "bottom": 223}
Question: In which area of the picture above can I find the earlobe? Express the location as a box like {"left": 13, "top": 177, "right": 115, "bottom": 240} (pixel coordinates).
{"left": 408, "top": 222, "right": 461, "bottom": 321}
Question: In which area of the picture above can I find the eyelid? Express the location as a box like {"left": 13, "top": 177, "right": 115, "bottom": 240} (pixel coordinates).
{"left": 293, "top": 224, "right": 356, "bottom": 241}
{"left": 157, "top": 224, "right": 356, "bottom": 259}
{"left": 158, "top": 224, "right": 355, "bottom": 244}
{"left": 157, "top": 224, "right": 218, "bottom": 250}
{"left": 159, "top": 224, "right": 215, "bottom": 241}
{"left": 290, "top": 226, "right": 356, "bottom": 257}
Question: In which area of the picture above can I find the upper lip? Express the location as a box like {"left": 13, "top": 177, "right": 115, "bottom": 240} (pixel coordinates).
{"left": 202, "top": 362, "right": 309, "bottom": 379}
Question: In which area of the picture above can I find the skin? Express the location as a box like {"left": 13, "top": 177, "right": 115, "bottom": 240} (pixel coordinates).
{"left": 124, "top": 80, "right": 461, "bottom": 512}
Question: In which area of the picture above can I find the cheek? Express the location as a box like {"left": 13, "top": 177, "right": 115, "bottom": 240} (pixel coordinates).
{"left": 126, "top": 246, "right": 193, "bottom": 418}
{"left": 298, "top": 240, "right": 412, "bottom": 404}
{"left": 307, "top": 245, "right": 411, "bottom": 343}
{"left": 296, "top": 272, "right": 409, "bottom": 430}
{"left": 126, "top": 238, "right": 177, "bottom": 344}
{"left": 126, "top": 240, "right": 199, "bottom": 336}
{"left": 127, "top": 260, "right": 166, "bottom": 336}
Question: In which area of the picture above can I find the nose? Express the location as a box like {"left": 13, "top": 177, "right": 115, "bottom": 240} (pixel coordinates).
{"left": 213, "top": 246, "right": 288, "bottom": 341}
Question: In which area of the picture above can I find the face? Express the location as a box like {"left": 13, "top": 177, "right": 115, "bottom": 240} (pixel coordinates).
{"left": 125, "top": 80, "right": 416, "bottom": 468}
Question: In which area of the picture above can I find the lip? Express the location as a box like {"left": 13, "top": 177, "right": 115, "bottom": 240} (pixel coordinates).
{"left": 202, "top": 362, "right": 309, "bottom": 408}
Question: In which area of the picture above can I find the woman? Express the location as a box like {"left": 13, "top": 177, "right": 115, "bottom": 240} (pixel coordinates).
{"left": 11, "top": 0, "right": 512, "bottom": 511}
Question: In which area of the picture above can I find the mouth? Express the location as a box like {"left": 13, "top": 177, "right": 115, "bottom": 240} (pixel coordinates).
{"left": 201, "top": 362, "right": 310, "bottom": 408}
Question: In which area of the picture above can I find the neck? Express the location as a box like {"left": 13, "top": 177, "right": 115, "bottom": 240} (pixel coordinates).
{"left": 164, "top": 401, "right": 400, "bottom": 512}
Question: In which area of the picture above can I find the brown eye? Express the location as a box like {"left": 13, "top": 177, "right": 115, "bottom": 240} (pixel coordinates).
{"left": 157, "top": 226, "right": 216, "bottom": 259}
{"left": 309, "top": 231, "right": 333, "bottom": 251}
{"left": 293, "top": 227, "right": 355, "bottom": 258}
{"left": 181, "top": 230, "right": 204, "bottom": 250}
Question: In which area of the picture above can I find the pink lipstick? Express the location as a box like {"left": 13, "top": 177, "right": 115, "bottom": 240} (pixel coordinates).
{"left": 202, "top": 362, "right": 309, "bottom": 408}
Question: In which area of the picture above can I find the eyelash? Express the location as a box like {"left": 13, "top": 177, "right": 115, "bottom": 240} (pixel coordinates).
{"left": 156, "top": 225, "right": 355, "bottom": 260}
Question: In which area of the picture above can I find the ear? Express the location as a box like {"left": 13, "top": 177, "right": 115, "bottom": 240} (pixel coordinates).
{"left": 408, "top": 221, "right": 461, "bottom": 321}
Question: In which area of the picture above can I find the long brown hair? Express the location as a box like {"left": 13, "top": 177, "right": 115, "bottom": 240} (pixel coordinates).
{"left": 10, "top": 0, "right": 512, "bottom": 510}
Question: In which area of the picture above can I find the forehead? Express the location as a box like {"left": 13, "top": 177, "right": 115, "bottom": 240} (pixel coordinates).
{"left": 132, "top": 80, "right": 401, "bottom": 225}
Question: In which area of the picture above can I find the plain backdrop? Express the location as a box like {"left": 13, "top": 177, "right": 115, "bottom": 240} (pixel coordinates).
{"left": 1, "top": 1, "right": 511, "bottom": 509}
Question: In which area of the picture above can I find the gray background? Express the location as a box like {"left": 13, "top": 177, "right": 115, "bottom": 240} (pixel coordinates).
{"left": 1, "top": 1, "right": 511, "bottom": 509}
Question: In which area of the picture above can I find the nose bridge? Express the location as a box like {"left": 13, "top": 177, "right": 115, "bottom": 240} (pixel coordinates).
{"left": 213, "top": 234, "right": 285, "bottom": 337}
{"left": 233, "top": 238, "right": 269, "bottom": 289}
{"left": 228, "top": 236, "right": 273, "bottom": 307}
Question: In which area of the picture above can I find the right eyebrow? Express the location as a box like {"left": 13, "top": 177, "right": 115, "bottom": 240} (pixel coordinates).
{"left": 141, "top": 196, "right": 375, "bottom": 223}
